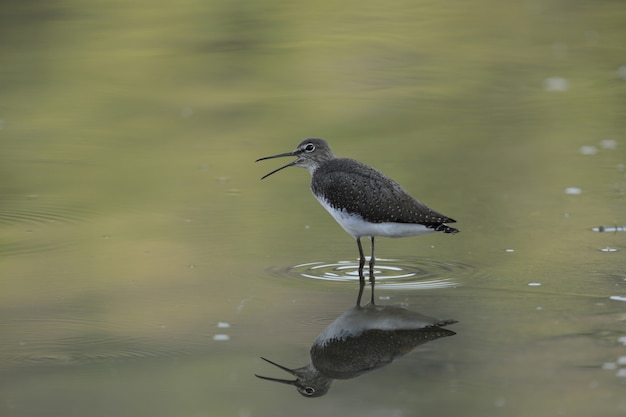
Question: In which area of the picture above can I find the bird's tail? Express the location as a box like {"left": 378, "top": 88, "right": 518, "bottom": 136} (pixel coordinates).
{"left": 434, "top": 224, "right": 459, "bottom": 234}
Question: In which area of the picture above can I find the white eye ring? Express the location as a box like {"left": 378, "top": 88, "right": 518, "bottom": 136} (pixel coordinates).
{"left": 304, "top": 143, "right": 315, "bottom": 152}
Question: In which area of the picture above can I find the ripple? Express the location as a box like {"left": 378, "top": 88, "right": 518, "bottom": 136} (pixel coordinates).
{"left": 275, "top": 257, "right": 477, "bottom": 290}
{"left": 0, "top": 238, "right": 78, "bottom": 256}
{"left": 0, "top": 195, "right": 92, "bottom": 225}
{"left": 0, "top": 316, "right": 205, "bottom": 370}
{"left": 0, "top": 195, "right": 94, "bottom": 256}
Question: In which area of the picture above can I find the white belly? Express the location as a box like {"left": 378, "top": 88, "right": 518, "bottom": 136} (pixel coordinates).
{"left": 317, "top": 197, "right": 435, "bottom": 239}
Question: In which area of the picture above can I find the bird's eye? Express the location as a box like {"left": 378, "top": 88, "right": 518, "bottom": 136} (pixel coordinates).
{"left": 303, "top": 387, "right": 315, "bottom": 396}
{"left": 304, "top": 143, "right": 315, "bottom": 153}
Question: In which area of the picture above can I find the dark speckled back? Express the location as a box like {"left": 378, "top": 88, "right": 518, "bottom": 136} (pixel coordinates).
{"left": 311, "top": 158, "right": 457, "bottom": 228}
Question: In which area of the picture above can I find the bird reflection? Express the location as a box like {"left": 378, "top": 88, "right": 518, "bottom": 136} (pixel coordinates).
{"left": 255, "top": 284, "right": 457, "bottom": 397}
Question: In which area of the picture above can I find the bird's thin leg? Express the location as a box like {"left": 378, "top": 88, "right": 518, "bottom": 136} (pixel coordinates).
{"left": 369, "top": 236, "right": 375, "bottom": 283}
{"left": 356, "top": 238, "right": 366, "bottom": 285}
{"left": 356, "top": 279, "right": 365, "bottom": 307}
{"left": 369, "top": 236, "right": 376, "bottom": 304}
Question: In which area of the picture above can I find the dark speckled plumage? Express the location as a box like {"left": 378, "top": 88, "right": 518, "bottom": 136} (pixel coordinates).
{"left": 311, "top": 157, "right": 457, "bottom": 231}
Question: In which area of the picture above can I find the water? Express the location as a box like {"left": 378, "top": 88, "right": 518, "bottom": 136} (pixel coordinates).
{"left": 2, "top": 0, "right": 626, "bottom": 416}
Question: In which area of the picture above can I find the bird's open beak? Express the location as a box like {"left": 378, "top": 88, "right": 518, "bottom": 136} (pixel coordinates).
{"left": 254, "top": 357, "right": 298, "bottom": 385}
{"left": 255, "top": 151, "right": 297, "bottom": 180}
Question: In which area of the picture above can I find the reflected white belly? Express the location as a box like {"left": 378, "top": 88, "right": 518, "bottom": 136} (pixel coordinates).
{"left": 317, "top": 197, "right": 435, "bottom": 239}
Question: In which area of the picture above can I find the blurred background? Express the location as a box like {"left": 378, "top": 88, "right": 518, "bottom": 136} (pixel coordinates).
{"left": 1, "top": 0, "right": 625, "bottom": 416}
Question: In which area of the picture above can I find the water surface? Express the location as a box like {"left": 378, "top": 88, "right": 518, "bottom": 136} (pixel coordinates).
{"left": 1, "top": 0, "right": 626, "bottom": 416}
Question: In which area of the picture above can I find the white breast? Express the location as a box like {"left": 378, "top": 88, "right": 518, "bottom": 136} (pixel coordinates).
{"left": 316, "top": 196, "right": 435, "bottom": 239}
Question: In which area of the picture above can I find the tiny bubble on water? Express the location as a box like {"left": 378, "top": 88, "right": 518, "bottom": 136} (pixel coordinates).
{"left": 579, "top": 145, "right": 597, "bottom": 155}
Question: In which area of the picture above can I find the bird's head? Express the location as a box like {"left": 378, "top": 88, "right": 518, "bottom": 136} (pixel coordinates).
{"left": 255, "top": 357, "right": 332, "bottom": 398}
{"left": 256, "top": 138, "right": 335, "bottom": 179}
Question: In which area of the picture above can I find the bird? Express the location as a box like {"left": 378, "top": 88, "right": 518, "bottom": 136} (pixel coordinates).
{"left": 256, "top": 138, "right": 458, "bottom": 283}
{"left": 255, "top": 300, "right": 457, "bottom": 397}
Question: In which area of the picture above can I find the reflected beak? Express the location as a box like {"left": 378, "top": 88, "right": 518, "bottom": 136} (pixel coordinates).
{"left": 254, "top": 357, "right": 298, "bottom": 385}
{"left": 255, "top": 151, "right": 297, "bottom": 180}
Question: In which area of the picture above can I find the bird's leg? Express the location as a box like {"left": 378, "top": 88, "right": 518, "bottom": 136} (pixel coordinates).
{"left": 369, "top": 236, "right": 376, "bottom": 304}
{"left": 356, "top": 279, "right": 365, "bottom": 307}
{"left": 369, "top": 236, "right": 375, "bottom": 283}
{"left": 356, "top": 237, "right": 366, "bottom": 285}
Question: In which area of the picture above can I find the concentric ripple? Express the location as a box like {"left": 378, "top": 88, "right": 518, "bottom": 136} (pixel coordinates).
{"left": 0, "top": 195, "right": 93, "bottom": 225}
{"left": 282, "top": 257, "right": 478, "bottom": 290}
{"left": 0, "top": 316, "right": 206, "bottom": 370}
{"left": 0, "top": 195, "right": 94, "bottom": 256}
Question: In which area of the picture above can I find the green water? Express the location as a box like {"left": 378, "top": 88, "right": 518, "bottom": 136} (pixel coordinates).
{"left": 1, "top": 0, "right": 626, "bottom": 416}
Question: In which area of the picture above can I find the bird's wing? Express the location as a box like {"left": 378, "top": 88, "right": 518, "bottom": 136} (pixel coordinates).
{"left": 312, "top": 159, "right": 456, "bottom": 225}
